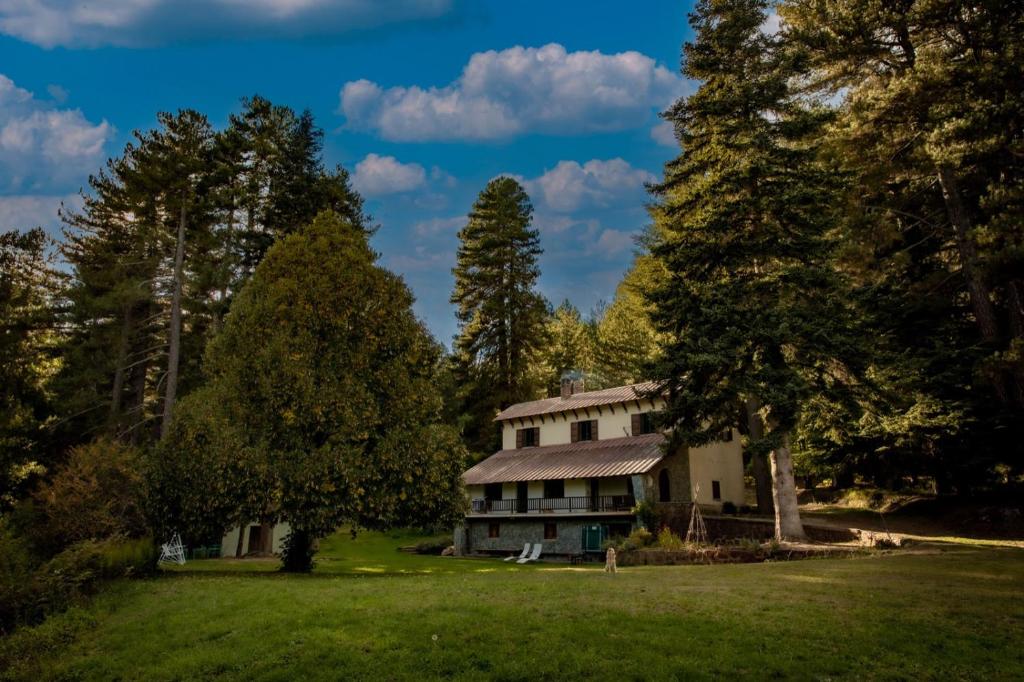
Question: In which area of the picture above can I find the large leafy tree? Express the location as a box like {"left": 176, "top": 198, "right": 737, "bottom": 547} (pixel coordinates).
{"left": 451, "top": 177, "right": 549, "bottom": 454}
{"left": 154, "top": 211, "right": 466, "bottom": 570}
{"left": 649, "top": 0, "right": 860, "bottom": 539}
{"left": 781, "top": 0, "right": 1024, "bottom": 487}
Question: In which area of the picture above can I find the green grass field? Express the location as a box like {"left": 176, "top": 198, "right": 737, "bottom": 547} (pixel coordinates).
{"left": 4, "top": 530, "right": 1023, "bottom": 680}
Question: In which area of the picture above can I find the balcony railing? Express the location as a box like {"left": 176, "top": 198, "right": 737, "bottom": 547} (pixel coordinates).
{"left": 470, "top": 495, "right": 635, "bottom": 514}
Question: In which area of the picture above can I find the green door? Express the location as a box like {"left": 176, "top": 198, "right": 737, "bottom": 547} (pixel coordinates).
{"left": 583, "top": 524, "right": 606, "bottom": 552}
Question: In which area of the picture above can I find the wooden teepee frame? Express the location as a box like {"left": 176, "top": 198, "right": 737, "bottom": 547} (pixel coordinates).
{"left": 685, "top": 484, "right": 708, "bottom": 545}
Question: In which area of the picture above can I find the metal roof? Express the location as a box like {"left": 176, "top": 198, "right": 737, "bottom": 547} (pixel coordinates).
{"left": 493, "top": 381, "right": 662, "bottom": 422}
{"left": 462, "top": 433, "right": 667, "bottom": 485}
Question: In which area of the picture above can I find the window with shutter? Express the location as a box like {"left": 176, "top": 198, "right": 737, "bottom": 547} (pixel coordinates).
{"left": 577, "top": 420, "right": 593, "bottom": 441}
{"left": 591, "top": 419, "right": 598, "bottom": 441}
{"left": 631, "top": 413, "right": 641, "bottom": 436}
{"left": 570, "top": 421, "right": 579, "bottom": 443}
{"left": 516, "top": 428, "right": 539, "bottom": 448}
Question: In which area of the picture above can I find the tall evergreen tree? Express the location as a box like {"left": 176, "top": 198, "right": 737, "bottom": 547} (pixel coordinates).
{"left": 648, "top": 0, "right": 860, "bottom": 539}
{"left": 451, "top": 177, "right": 549, "bottom": 454}
{"left": 0, "top": 228, "right": 63, "bottom": 506}
{"left": 782, "top": 0, "right": 1024, "bottom": 486}
{"left": 539, "top": 300, "right": 598, "bottom": 395}
{"left": 55, "top": 98, "right": 366, "bottom": 450}
{"left": 594, "top": 252, "right": 664, "bottom": 387}
{"left": 57, "top": 111, "right": 218, "bottom": 445}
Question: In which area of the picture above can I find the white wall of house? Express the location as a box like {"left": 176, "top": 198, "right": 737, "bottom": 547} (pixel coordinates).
{"left": 688, "top": 434, "right": 745, "bottom": 507}
{"left": 220, "top": 521, "right": 290, "bottom": 557}
{"left": 500, "top": 397, "right": 667, "bottom": 450}
{"left": 565, "top": 478, "right": 587, "bottom": 497}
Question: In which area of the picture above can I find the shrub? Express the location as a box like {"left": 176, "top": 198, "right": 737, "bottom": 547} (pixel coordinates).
{"left": 735, "top": 537, "right": 762, "bottom": 554}
{"left": 622, "top": 527, "right": 654, "bottom": 551}
{"left": 0, "top": 533, "right": 157, "bottom": 635}
{"left": 31, "top": 439, "right": 148, "bottom": 555}
{"left": 0, "top": 520, "right": 36, "bottom": 634}
{"left": 632, "top": 500, "right": 657, "bottom": 530}
{"left": 721, "top": 501, "right": 737, "bottom": 515}
{"left": 412, "top": 538, "right": 450, "bottom": 555}
{"left": 656, "top": 527, "right": 685, "bottom": 550}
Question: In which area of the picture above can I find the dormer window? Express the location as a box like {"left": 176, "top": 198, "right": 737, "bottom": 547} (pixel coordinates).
{"left": 516, "top": 427, "right": 539, "bottom": 448}
{"left": 571, "top": 419, "right": 597, "bottom": 442}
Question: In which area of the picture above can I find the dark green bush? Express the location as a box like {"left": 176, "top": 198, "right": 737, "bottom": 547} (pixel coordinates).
{"left": 721, "top": 501, "right": 738, "bottom": 515}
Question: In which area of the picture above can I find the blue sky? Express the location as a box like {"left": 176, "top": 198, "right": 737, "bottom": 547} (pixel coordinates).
{"left": 0, "top": 0, "right": 695, "bottom": 345}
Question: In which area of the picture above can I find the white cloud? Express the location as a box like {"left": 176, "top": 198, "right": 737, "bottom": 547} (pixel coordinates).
{"left": 532, "top": 214, "right": 599, "bottom": 235}
{"left": 0, "top": 193, "right": 82, "bottom": 236}
{"left": 412, "top": 215, "right": 463, "bottom": 237}
{"left": 0, "top": 0, "right": 455, "bottom": 48}
{"left": 46, "top": 84, "right": 69, "bottom": 104}
{"left": 340, "top": 43, "right": 686, "bottom": 141}
{"left": 524, "top": 158, "right": 655, "bottom": 213}
{"left": 592, "top": 228, "right": 635, "bottom": 256}
{"left": 760, "top": 11, "right": 782, "bottom": 36}
{"left": 0, "top": 75, "right": 112, "bottom": 193}
{"left": 351, "top": 153, "right": 427, "bottom": 197}
{"left": 651, "top": 120, "right": 676, "bottom": 147}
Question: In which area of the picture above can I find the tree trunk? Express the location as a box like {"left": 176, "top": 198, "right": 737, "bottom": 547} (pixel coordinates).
{"left": 1007, "top": 280, "right": 1024, "bottom": 407}
{"left": 161, "top": 201, "right": 187, "bottom": 436}
{"left": 258, "top": 519, "right": 273, "bottom": 556}
{"left": 745, "top": 398, "right": 775, "bottom": 516}
{"left": 936, "top": 166, "right": 999, "bottom": 342}
{"left": 769, "top": 432, "right": 806, "bottom": 541}
{"left": 108, "top": 305, "right": 133, "bottom": 430}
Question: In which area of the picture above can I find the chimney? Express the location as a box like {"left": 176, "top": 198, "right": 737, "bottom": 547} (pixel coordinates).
{"left": 560, "top": 371, "right": 585, "bottom": 400}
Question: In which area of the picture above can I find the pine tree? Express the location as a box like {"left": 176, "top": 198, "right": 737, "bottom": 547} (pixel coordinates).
{"left": 782, "top": 0, "right": 1024, "bottom": 486}
{"left": 539, "top": 300, "right": 597, "bottom": 395}
{"left": 0, "top": 228, "right": 64, "bottom": 506}
{"left": 55, "top": 99, "right": 367, "bottom": 450}
{"left": 451, "top": 177, "right": 549, "bottom": 454}
{"left": 649, "top": 0, "right": 859, "bottom": 540}
{"left": 594, "top": 252, "right": 664, "bottom": 387}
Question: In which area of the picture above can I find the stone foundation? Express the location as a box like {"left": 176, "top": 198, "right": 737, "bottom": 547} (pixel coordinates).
{"left": 459, "top": 515, "right": 635, "bottom": 557}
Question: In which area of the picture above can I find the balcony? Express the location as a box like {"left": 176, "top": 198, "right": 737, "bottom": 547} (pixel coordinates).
{"left": 470, "top": 495, "right": 636, "bottom": 515}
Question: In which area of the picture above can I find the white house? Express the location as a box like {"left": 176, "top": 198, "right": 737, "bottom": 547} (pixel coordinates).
{"left": 454, "top": 377, "right": 744, "bottom": 557}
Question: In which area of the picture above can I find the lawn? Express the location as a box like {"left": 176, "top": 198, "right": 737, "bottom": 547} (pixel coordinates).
{"left": 3, "top": 531, "right": 1023, "bottom": 681}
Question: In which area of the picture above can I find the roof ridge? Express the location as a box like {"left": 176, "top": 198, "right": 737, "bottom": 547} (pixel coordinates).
{"left": 493, "top": 380, "right": 661, "bottom": 422}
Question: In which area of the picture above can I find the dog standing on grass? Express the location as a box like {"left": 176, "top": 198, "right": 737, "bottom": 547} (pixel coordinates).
{"left": 605, "top": 547, "right": 617, "bottom": 573}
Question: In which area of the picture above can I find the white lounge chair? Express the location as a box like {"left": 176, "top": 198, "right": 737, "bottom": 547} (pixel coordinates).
{"left": 505, "top": 543, "right": 530, "bottom": 562}
{"left": 517, "top": 543, "right": 542, "bottom": 564}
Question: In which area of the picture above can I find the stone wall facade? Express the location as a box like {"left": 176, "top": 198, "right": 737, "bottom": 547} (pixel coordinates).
{"left": 460, "top": 515, "right": 636, "bottom": 556}
{"left": 651, "top": 446, "right": 692, "bottom": 504}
